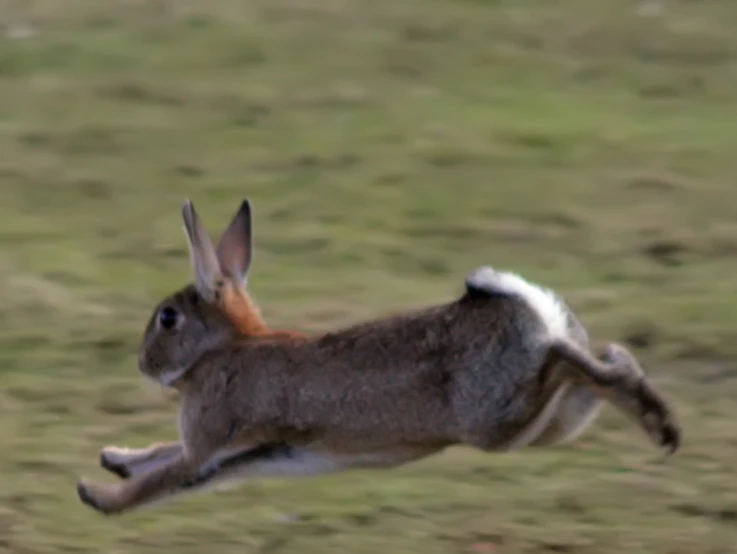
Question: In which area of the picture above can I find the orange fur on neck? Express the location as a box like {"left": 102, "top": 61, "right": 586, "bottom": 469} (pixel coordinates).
{"left": 220, "top": 284, "right": 306, "bottom": 340}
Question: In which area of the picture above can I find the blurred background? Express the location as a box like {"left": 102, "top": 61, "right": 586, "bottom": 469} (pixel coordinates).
{"left": 1, "top": 0, "right": 736, "bottom": 552}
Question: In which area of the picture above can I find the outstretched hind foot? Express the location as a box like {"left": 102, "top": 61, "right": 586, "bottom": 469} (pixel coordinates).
{"left": 604, "top": 343, "right": 681, "bottom": 455}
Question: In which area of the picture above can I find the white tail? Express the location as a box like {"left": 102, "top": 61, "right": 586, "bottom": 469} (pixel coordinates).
{"left": 466, "top": 266, "right": 570, "bottom": 340}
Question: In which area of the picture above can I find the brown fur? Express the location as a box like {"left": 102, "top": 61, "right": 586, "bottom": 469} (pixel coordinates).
{"left": 219, "top": 281, "right": 306, "bottom": 341}
{"left": 78, "top": 199, "right": 681, "bottom": 516}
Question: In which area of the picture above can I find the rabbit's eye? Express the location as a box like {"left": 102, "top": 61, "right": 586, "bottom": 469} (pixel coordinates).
{"left": 158, "top": 307, "right": 179, "bottom": 330}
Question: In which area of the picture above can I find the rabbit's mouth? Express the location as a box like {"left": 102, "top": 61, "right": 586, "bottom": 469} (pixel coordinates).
{"left": 158, "top": 365, "right": 191, "bottom": 387}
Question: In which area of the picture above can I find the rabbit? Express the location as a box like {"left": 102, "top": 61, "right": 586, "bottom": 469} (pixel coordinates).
{"left": 95, "top": 199, "right": 605, "bottom": 481}
{"left": 77, "top": 198, "right": 680, "bottom": 516}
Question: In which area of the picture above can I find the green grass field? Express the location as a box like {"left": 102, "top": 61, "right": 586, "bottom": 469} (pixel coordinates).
{"left": 2, "top": 0, "right": 737, "bottom": 551}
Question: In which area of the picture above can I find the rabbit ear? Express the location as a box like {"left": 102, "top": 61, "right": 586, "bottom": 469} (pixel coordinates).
{"left": 216, "top": 199, "right": 253, "bottom": 289}
{"left": 182, "top": 199, "right": 223, "bottom": 302}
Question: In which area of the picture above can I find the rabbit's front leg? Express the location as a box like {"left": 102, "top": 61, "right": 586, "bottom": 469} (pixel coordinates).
{"left": 100, "top": 442, "right": 183, "bottom": 479}
{"left": 78, "top": 452, "right": 202, "bottom": 515}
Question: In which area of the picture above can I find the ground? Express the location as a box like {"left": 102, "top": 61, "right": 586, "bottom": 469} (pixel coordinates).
{"left": 1, "top": 0, "right": 737, "bottom": 552}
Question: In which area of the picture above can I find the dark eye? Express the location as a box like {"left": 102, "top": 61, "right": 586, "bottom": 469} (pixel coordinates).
{"left": 158, "top": 307, "right": 179, "bottom": 330}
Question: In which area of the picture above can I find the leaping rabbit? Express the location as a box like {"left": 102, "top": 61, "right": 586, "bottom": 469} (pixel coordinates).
{"left": 77, "top": 199, "right": 680, "bottom": 516}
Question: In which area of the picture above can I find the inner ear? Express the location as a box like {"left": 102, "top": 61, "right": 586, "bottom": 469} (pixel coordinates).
{"left": 216, "top": 199, "right": 253, "bottom": 288}
{"left": 182, "top": 199, "right": 223, "bottom": 302}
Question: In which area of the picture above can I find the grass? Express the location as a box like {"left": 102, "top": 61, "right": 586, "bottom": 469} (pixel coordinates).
{"left": 2, "top": 0, "right": 737, "bottom": 551}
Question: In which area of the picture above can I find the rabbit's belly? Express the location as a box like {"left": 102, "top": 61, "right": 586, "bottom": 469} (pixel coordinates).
{"left": 191, "top": 442, "right": 441, "bottom": 491}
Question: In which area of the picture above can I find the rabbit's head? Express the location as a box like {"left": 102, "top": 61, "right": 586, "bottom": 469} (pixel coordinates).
{"left": 138, "top": 199, "right": 269, "bottom": 387}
